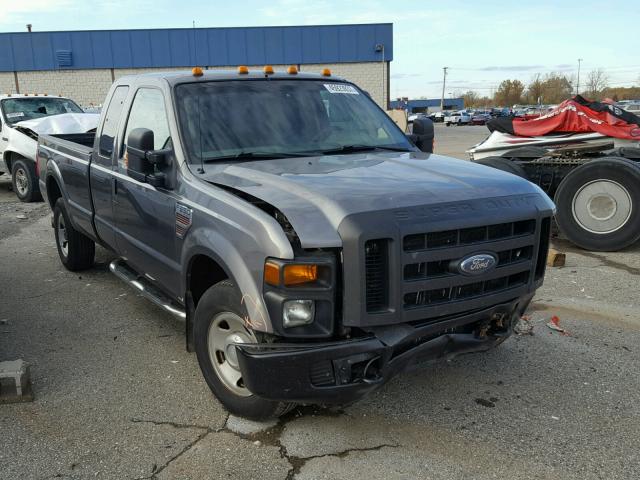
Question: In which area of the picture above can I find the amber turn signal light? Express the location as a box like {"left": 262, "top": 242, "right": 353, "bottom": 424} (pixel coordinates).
{"left": 283, "top": 264, "right": 317, "bottom": 286}
{"left": 264, "top": 262, "right": 281, "bottom": 286}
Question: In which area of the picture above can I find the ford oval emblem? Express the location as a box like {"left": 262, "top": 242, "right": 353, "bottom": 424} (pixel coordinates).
{"left": 457, "top": 253, "right": 497, "bottom": 276}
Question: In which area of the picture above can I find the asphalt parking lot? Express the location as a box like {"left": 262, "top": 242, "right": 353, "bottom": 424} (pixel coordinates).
{"left": 1, "top": 125, "right": 639, "bottom": 480}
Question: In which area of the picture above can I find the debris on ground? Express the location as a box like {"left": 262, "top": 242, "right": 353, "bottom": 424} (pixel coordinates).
{"left": 0, "top": 359, "right": 34, "bottom": 403}
{"left": 16, "top": 214, "right": 27, "bottom": 220}
{"left": 546, "top": 315, "right": 570, "bottom": 336}
{"left": 547, "top": 248, "right": 566, "bottom": 267}
{"left": 514, "top": 314, "right": 534, "bottom": 335}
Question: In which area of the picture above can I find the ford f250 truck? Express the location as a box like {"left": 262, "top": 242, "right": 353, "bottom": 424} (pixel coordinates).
{"left": 38, "top": 68, "right": 554, "bottom": 419}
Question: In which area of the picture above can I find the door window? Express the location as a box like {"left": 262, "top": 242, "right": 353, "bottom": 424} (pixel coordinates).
{"left": 121, "top": 88, "right": 171, "bottom": 170}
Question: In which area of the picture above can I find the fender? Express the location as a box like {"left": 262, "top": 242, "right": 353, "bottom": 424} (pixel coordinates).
{"left": 181, "top": 227, "right": 280, "bottom": 334}
{"left": 41, "top": 161, "right": 85, "bottom": 232}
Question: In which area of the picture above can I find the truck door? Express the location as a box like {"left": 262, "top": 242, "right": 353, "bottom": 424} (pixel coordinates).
{"left": 90, "top": 85, "right": 129, "bottom": 248}
{"left": 114, "top": 88, "right": 180, "bottom": 296}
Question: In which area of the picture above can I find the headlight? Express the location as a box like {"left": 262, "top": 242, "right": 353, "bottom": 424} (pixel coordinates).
{"left": 283, "top": 300, "right": 315, "bottom": 328}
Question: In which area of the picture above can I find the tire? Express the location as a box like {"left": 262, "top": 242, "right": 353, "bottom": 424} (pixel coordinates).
{"left": 474, "top": 156, "right": 529, "bottom": 179}
{"left": 53, "top": 199, "right": 95, "bottom": 271}
{"left": 554, "top": 158, "right": 640, "bottom": 251}
{"left": 11, "top": 158, "right": 42, "bottom": 202}
{"left": 194, "top": 280, "right": 294, "bottom": 419}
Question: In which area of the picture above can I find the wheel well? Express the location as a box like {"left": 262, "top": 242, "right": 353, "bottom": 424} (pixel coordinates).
{"left": 46, "top": 176, "right": 62, "bottom": 209}
{"left": 187, "top": 254, "right": 229, "bottom": 307}
{"left": 3, "top": 151, "right": 22, "bottom": 172}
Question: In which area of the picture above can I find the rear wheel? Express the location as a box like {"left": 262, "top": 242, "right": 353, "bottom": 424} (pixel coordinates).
{"left": 474, "top": 156, "right": 529, "bottom": 179}
{"left": 554, "top": 158, "right": 640, "bottom": 251}
{"left": 194, "top": 280, "right": 294, "bottom": 419}
{"left": 53, "top": 199, "right": 95, "bottom": 270}
{"left": 11, "top": 158, "right": 42, "bottom": 202}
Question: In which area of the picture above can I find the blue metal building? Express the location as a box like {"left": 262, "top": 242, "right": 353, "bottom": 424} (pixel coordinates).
{"left": 389, "top": 97, "right": 464, "bottom": 113}
{"left": 0, "top": 24, "right": 392, "bottom": 72}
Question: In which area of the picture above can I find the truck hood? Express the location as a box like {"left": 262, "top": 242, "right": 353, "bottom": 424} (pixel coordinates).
{"left": 202, "top": 151, "right": 552, "bottom": 248}
{"left": 14, "top": 113, "right": 100, "bottom": 135}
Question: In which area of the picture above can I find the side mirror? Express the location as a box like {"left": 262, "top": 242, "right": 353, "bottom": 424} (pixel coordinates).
{"left": 408, "top": 117, "right": 434, "bottom": 153}
{"left": 126, "top": 128, "right": 168, "bottom": 187}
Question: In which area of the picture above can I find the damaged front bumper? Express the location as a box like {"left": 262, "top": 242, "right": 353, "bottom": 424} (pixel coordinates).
{"left": 236, "top": 295, "right": 532, "bottom": 404}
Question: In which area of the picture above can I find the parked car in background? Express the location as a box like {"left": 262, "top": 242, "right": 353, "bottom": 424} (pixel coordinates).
{"left": 471, "top": 112, "right": 491, "bottom": 125}
{"left": 444, "top": 111, "right": 471, "bottom": 126}
{"left": 408, "top": 112, "right": 428, "bottom": 123}
{"left": 621, "top": 103, "right": 640, "bottom": 115}
{"left": 0, "top": 94, "right": 99, "bottom": 201}
{"left": 429, "top": 111, "right": 447, "bottom": 123}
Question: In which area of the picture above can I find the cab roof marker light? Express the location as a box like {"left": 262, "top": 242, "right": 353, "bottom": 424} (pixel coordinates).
{"left": 192, "top": 66, "right": 204, "bottom": 77}
{"left": 321, "top": 68, "right": 331, "bottom": 77}
{"left": 238, "top": 65, "right": 249, "bottom": 74}
{"left": 287, "top": 65, "right": 298, "bottom": 75}
{"left": 263, "top": 65, "right": 274, "bottom": 75}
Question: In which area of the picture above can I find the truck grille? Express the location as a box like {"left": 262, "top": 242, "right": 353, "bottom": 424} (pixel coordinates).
{"left": 363, "top": 217, "right": 547, "bottom": 321}
{"left": 364, "top": 239, "right": 389, "bottom": 312}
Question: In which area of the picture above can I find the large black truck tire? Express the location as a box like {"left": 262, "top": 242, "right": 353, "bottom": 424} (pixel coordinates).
{"left": 194, "top": 280, "right": 294, "bottom": 419}
{"left": 12, "top": 158, "right": 42, "bottom": 202}
{"left": 554, "top": 158, "right": 640, "bottom": 251}
{"left": 53, "top": 199, "right": 95, "bottom": 270}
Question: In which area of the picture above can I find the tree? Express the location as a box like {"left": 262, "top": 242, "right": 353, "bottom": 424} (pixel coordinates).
{"left": 462, "top": 90, "right": 479, "bottom": 108}
{"left": 526, "top": 74, "right": 544, "bottom": 104}
{"left": 494, "top": 79, "right": 525, "bottom": 107}
{"left": 537, "top": 73, "right": 573, "bottom": 103}
{"left": 585, "top": 69, "right": 609, "bottom": 99}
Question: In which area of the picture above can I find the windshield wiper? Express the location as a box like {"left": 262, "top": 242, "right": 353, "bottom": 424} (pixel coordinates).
{"left": 202, "top": 151, "right": 314, "bottom": 163}
{"left": 313, "top": 145, "right": 413, "bottom": 155}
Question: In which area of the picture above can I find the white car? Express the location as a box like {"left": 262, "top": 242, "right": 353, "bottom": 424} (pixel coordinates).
{"left": 444, "top": 111, "right": 471, "bottom": 126}
{"left": 0, "top": 94, "right": 99, "bottom": 201}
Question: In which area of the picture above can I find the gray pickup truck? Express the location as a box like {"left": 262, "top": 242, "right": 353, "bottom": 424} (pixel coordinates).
{"left": 38, "top": 68, "right": 554, "bottom": 419}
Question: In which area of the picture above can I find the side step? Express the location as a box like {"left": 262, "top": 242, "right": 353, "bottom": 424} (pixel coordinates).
{"left": 109, "top": 259, "right": 186, "bottom": 320}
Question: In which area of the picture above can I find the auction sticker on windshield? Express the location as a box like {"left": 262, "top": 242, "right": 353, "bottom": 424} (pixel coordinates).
{"left": 6, "top": 112, "right": 25, "bottom": 119}
{"left": 324, "top": 84, "right": 359, "bottom": 95}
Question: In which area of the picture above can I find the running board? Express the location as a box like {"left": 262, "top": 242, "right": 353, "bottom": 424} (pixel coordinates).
{"left": 109, "top": 259, "right": 186, "bottom": 321}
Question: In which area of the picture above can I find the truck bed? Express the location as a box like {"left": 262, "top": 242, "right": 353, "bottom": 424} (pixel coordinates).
{"left": 38, "top": 133, "right": 96, "bottom": 239}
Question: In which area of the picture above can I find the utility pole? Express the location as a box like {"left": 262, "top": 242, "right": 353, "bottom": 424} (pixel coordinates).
{"left": 26, "top": 24, "right": 32, "bottom": 32}
{"left": 440, "top": 67, "right": 448, "bottom": 111}
{"left": 576, "top": 58, "right": 583, "bottom": 95}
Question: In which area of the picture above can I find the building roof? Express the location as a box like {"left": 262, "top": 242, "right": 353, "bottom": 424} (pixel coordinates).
{"left": 0, "top": 24, "right": 393, "bottom": 73}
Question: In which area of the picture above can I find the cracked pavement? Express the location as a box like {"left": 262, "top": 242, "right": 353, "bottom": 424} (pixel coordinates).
{"left": 1, "top": 127, "right": 640, "bottom": 480}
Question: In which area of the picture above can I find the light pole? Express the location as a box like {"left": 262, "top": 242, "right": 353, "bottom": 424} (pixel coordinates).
{"left": 375, "top": 44, "right": 386, "bottom": 108}
{"left": 440, "top": 67, "right": 448, "bottom": 111}
{"left": 576, "top": 58, "right": 583, "bottom": 95}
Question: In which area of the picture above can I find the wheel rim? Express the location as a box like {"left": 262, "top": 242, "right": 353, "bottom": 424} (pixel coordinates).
{"left": 15, "top": 168, "right": 29, "bottom": 196}
{"left": 207, "top": 312, "right": 256, "bottom": 397}
{"left": 56, "top": 213, "right": 69, "bottom": 257}
{"left": 572, "top": 179, "right": 633, "bottom": 234}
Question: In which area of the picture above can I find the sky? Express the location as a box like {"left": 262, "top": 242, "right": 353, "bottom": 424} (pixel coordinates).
{"left": 1, "top": 0, "right": 638, "bottom": 99}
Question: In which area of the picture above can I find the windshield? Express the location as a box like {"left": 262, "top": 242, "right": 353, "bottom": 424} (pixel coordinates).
{"left": 175, "top": 80, "right": 413, "bottom": 163}
{"left": 1, "top": 97, "right": 83, "bottom": 125}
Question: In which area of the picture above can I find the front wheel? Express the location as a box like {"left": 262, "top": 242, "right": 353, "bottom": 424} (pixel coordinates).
{"left": 53, "top": 199, "right": 95, "bottom": 270}
{"left": 12, "top": 158, "right": 42, "bottom": 202}
{"left": 194, "top": 280, "right": 294, "bottom": 419}
{"left": 555, "top": 158, "right": 640, "bottom": 251}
